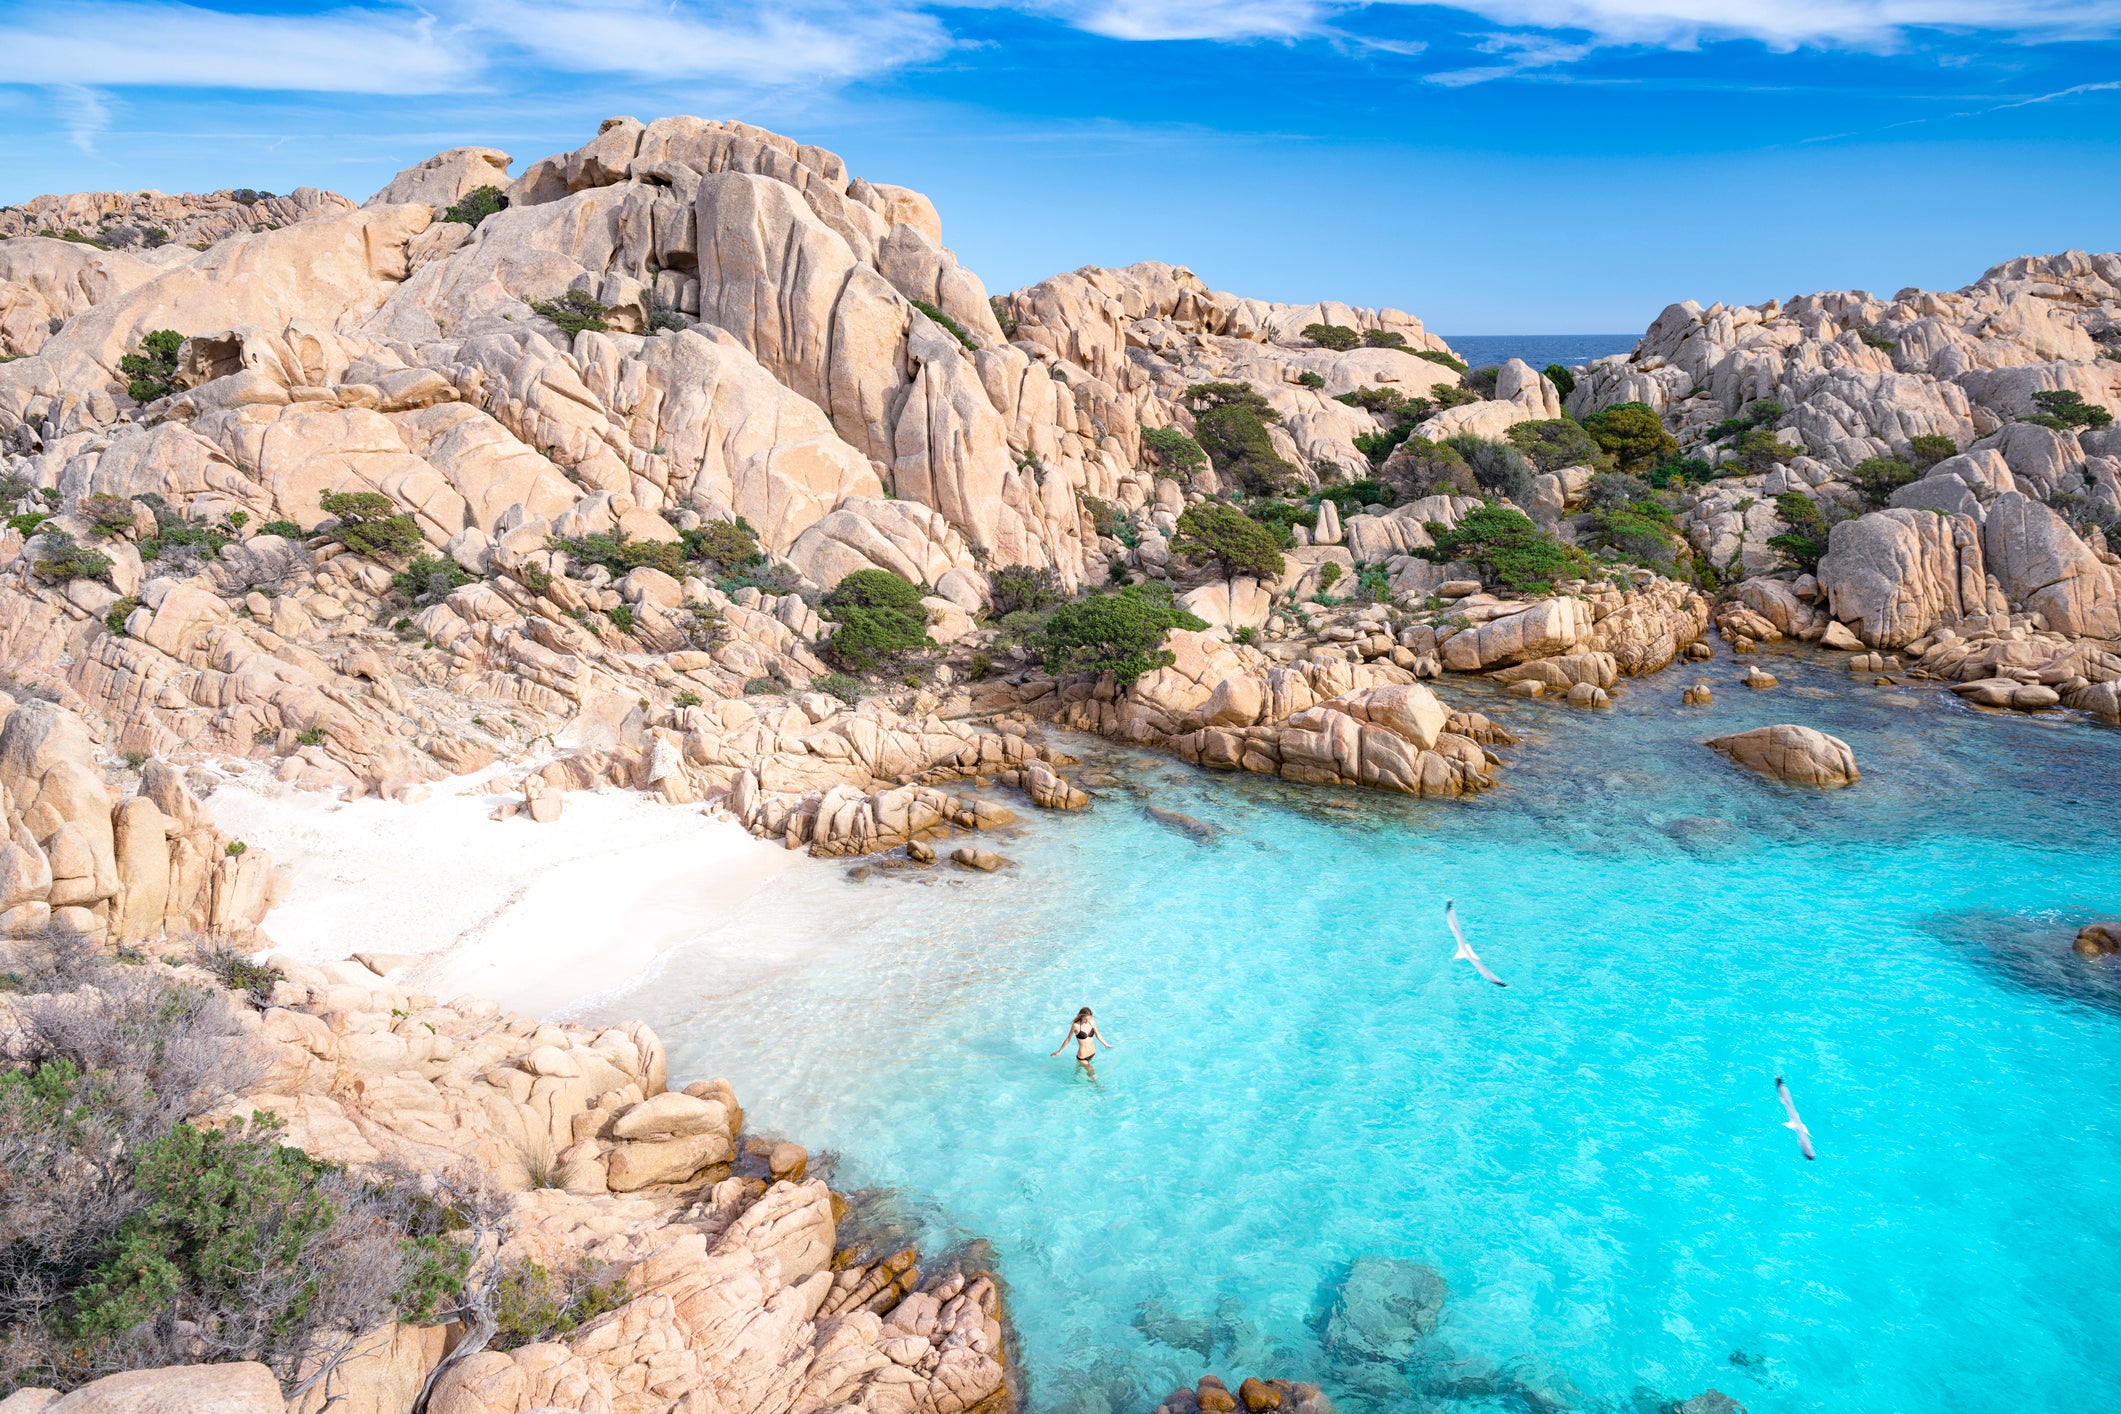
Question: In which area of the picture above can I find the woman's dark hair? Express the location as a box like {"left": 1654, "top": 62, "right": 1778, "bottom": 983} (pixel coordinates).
{"left": 1076, "top": 1006, "right": 1093, "bottom": 1020}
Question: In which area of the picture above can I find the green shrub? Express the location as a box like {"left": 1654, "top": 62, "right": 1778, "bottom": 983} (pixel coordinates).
{"left": 812, "top": 671, "right": 862, "bottom": 704}
{"left": 1770, "top": 490, "right": 1830, "bottom": 571}
{"left": 1302, "top": 323, "right": 1359, "bottom": 352}
{"left": 1297, "top": 371, "right": 1325, "bottom": 389}
{"left": 1848, "top": 456, "right": 1916, "bottom": 509}
{"left": 644, "top": 287, "right": 687, "bottom": 334}
{"left": 1172, "top": 503, "right": 1285, "bottom": 579}
{"left": 319, "top": 490, "right": 421, "bottom": 558}
{"left": 1580, "top": 402, "right": 1677, "bottom": 470}
{"left": 104, "top": 595, "right": 139, "bottom": 635}
{"left": 743, "top": 677, "right": 777, "bottom": 694}
{"left": 5, "top": 511, "right": 49, "bottom": 536}
{"left": 1316, "top": 479, "right": 1395, "bottom": 513}
{"left": 1334, "top": 386, "right": 1427, "bottom": 419}
{"left": 1585, "top": 471, "right": 1654, "bottom": 512}
{"left": 1586, "top": 503, "right": 1679, "bottom": 573}
{"left": 672, "top": 689, "right": 702, "bottom": 708}
{"left": 2030, "top": 388, "right": 2113, "bottom": 429}
{"left": 1184, "top": 382, "right": 1297, "bottom": 496}
{"left": 1363, "top": 329, "right": 1407, "bottom": 350}
{"left": 255, "top": 519, "right": 303, "bottom": 539}
{"left": 1140, "top": 426, "right": 1208, "bottom": 477}
{"left": 1703, "top": 399, "right": 1786, "bottom": 444}
{"left": 908, "top": 299, "right": 977, "bottom": 352}
{"left": 1543, "top": 363, "right": 1577, "bottom": 401}
{"left": 194, "top": 940, "right": 285, "bottom": 999}
{"left": 30, "top": 530, "right": 110, "bottom": 584}
{"left": 118, "top": 329, "right": 183, "bottom": 403}
{"left": 1442, "top": 434, "right": 1535, "bottom": 506}
{"left": 295, "top": 727, "right": 327, "bottom": 747}
{"left": 225, "top": 839, "right": 247, "bottom": 857}
{"left": 821, "top": 570, "right": 932, "bottom": 673}
{"left": 440, "top": 185, "right": 507, "bottom": 228}
{"left": 1318, "top": 560, "right": 1342, "bottom": 590}
{"left": 1245, "top": 499, "right": 1314, "bottom": 547}
{"left": 1857, "top": 326, "right": 1898, "bottom": 350}
{"left": 82, "top": 494, "right": 136, "bottom": 537}
{"left": 391, "top": 552, "right": 473, "bottom": 602}
{"left": 487, "top": 1259, "right": 630, "bottom": 1353}
{"left": 1725, "top": 427, "right": 1799, "bottom": 474}
{"left": 681, "top": 518, "right": 763, "bottom": 572}
{"left": 1353, "top": 427, "right": 1413, "bottom": 468}
{"left": 1387, "top": 437, "right": 1477, "bottom": 498}
{"left": 606, "top": 603, "right": 636, "bottom": 633}
{"left": 1033, "top": 584, "right": 1207, "bottom": 684}
{"left": 1428, "top": 382, "right": 1478, "bottom": 410}
{"left": 1082, "top": 496, "right": 1129, "bottom": 539}
{"left": 1420, "top": 505, "right": 1580, "bottom": 596}
{"left": 555, "top": 530, "right": 685, "bottom": 579}
{"left": 1908, "top": 434, "right": 1957, "bottom": 471}
{"left": 529, "top": 289, "right": 611, "bottom": 338}
{"left": 990, "top": 296, "right": 1020, "bottom": 338}
{"left": 989, "top": 565, "right": 1063, "bottom": 617}
{"left": 1506, "top": 418, "right": 1601, "bottom": 473}
{"left": 1646, "top": 456, "right": 1713, "bottom": 489}
{"left": 1466, "top": 365, "right": 1501, "bottom": 399}
{"left": 1414, "top": 348, "right": 1469, "bottom": 373}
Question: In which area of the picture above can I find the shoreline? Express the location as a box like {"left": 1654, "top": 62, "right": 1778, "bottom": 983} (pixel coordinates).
{"left": 204, "top": 769, "right": 804, "bottom": 1017}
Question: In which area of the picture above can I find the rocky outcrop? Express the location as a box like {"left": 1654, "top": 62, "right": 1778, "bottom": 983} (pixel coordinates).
{"left": 1817, "top": 508, "right": 1995, "bottom": 648}
{"left": 1706, "top": 724, "right": 1860, "bottom": 786}
{"left": 0, "top": 187, "right": 354, "bottom": 255}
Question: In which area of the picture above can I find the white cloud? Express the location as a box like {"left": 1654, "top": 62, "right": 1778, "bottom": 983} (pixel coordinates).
{"left": 1375, "top": 0, "right": 2121, "bottom": 48}
{"left": 0, "top": 0, "right": 950, "bottom": 94}
{"left": 51, "top": 84, "right": 111, "bottom": 153}
{"left": 1017, "top": 0, "right": 1329, "bottom": 41}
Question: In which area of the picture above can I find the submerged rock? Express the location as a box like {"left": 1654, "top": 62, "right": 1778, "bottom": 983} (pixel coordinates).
{"left": 1145, "top": 804, "right": 1219, "bottom": 843}
{"left": 1675, "top": 1392, "right": 1749, "bottom": 1414}
{"left": 1706, "top": 724, "right": 1860, "bottom": 787}
{"left": 1321, "top": 1256, "right": 1447, "bottom": 1368}
{"left": 2077, "top": 922, "right": 2120, "bottom": 957}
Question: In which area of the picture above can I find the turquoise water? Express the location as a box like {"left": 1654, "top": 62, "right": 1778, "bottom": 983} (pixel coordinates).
{"left": 584, "top": 651, "right": 2121, "bottom": 1414}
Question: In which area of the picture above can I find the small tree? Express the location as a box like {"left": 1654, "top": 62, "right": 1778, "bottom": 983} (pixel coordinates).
{"left": 1580, "top": 402, "right": 1677, "bottom": 470}
{"left": 1421, "top": 506, "right": 1580, "bottom": 596}
{"left": 118, "top": 330, "right": 183, "bottom": 403}
{"left": 1908, "top": 434, "right": 1957, "bottom": 471}
{"left": 528, "top": 290, "right": 610, "bottom": 338}
{"left": 820, "top": 570, "right": 934, "bottom": 674}
{"left": 1847, "top": 456, "right": 1915, "bottom": 509}
{"left": 82, "top": 494, "right": 138, "bottom": 538}
{"left": 1442, "top": 434, "right": 1536, "bottom": 506}
{"left": 1506, "top": 418, "right": 1601, "bottom": 473}
{"left": 1034, "top": 585, "right": 1207, "bottom": 684}
{"left": 2030, "top": 388, "right": 2113, "bottom": 429}
{"left": 1302, "top": 323, "right": 1359, "bottom": 352}
{"left": 681, "top": 519, "right": 763, "bottom": 574}
{"left": 1140, "top": 426, "right": 1207, "bottom": 478}
{"left": 1543, "top": 363, "right": 1577, "bottom": 401}
{"left": 1385, "top": 437, "right": 1477, "bottom": 499}
{"left": 988, "top": 565, "right": 1062, "bottom": 617}
{"left": 1769, "top": 491, "right": 1830, "bottom": 572}
{"left": 1725, "top": 428, "right": 1799, "bottom": 475}
{"left": 1363, "top": 329, "right": 1407, "bottom": 350}
{"left": 319, "top": 490, "right": 422, "bottom": 558}
{"left": 440, "top": 186, "right": 507, "bottom": 228}
{"left": 1172, "top": 504, "right": 1285, "bottom": 580}
{"left": 1183, "top": 382, "right": 1296, "bottom": 497}
{"left": 29, "top": 530, "right": 111, "bottom": 584}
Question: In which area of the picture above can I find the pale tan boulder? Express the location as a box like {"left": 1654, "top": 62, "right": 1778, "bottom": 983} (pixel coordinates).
{"left": 1707, "top": 724, "right": 1860, "bottom": 786}
{"left": 1180, "top": 577, "right": 1273, "bottom": 634}
{"left": 1982, "top": 491, "right": 2121, "bottom": 637}
{"left": 367, "top": 147, "right": 513, "bottom": 211}
{"left": 1440, "top": 597, "right": 1590, "bottom": 672}
{"left": 41, "top": 1363, "right": 285, "bottom": 1414}
{"left": 611, "top": 1090, "right": 728, "bottom": 1141}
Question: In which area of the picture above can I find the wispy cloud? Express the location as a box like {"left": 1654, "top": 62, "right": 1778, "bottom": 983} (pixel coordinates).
{"left": 1981, "top": 78, "right": 2121, "bottom": 111}
{"left": 2, "top": 0, "right": 2118, "bottom": 98}
{"left": 0, "top": 0, "right": 950, "bottom": 94}
{"left": 51, "top": 83, "right": 111, "bottom": 153}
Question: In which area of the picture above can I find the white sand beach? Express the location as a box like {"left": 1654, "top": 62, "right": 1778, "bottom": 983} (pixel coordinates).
{"left": 206, "top": 773, "right": 803, "bottom": 1017}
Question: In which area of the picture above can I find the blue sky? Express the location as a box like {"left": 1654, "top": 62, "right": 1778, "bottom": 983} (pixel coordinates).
{"left": 2, "top": 1, "right": 2119, "bottom": 331}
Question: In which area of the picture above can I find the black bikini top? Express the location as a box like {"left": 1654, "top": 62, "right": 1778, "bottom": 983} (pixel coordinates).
{"left": 1073, "top": 1020, "right": 1094, "bottom": 1038}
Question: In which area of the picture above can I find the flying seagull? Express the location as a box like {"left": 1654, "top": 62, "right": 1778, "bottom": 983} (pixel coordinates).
{"left": 1776, "top": 1076, "right": 1816, "bottom": 1161}
{"left": 1445, "top": 899, "right": 1507, "bottom": 987}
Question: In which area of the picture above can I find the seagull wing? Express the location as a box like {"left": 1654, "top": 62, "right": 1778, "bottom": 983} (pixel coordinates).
{"left": 1776, "top": 1077, "right": 1816, "bottom": 1160}
{"left": 1445, "top": 900, "right": 1507, "bottom": 987}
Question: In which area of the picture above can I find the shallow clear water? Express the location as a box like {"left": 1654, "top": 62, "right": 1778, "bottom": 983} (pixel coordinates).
{"left": 583, "top": 650, "right": 2121, "bottom": 1414}
{"left": 1438, "top": 335, "right": 1639, "bottom": 372}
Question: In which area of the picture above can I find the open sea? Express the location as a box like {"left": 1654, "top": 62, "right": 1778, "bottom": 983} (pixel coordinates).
{"left": 1439, "top": 336, "right": 1639, "bottom": 372}
{"left": 583, "top": 647, "right": 2121, "bottom": 1414}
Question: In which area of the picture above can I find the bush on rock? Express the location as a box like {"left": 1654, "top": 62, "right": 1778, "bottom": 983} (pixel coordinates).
{"left": 1172, "top": 504, "right": 1286, "bottom": 580}
{"left": 319, "top": 490, "right": 422, "bottom": 558}
{"left": 1580, "top": 402, "right": 1677, "bottom": 471}
{"left": 1506, "top": 418, "right": 1601, "bottom": 473}
{"left": 1184, "top": 383, "right": 1297, "bottom": 497}
{"left": 118, "top": 330, "right": 183, "bottom": 403}
{"left": 1034, "top": 584, "right": 1207, "bottom": 685}
{"left": 1141, "top": 426, "right": 1208, "bottom": 478}
{"left": 440, "top": 185, "right": 507, "bottom": 228}
{"left": 1302, "top": 323, "right": 1360, "bottom": 351}
{"left": 1420, "top": 505, "right": 1580, "bottom": 596}
{"left": 822, "top": 569, "right": 934, "bottom": 674}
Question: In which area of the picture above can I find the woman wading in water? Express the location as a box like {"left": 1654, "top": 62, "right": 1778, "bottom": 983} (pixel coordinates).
{"left": 1052, "top": 1006, "right": 1116, "bottom": 1073}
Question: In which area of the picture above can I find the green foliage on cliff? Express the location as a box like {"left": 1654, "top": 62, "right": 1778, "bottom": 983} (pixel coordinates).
{"left": 1172, "top": 503, "right": 1286, "bottom": 580}
{"left": 821, "top": 570, "right": 934, "bottom": 674}
{"left": 1414, "top": 348, "right": 1469, "bottom": 374}
{"left": 1848, "top": 456, "right": 1916, "bottom": 509}
{"left": 1140, "top": 425, "right": 1208, "bottom": 477}
{"left": 118, "top": 330, "right": 182, "bottom": 403}
{"left": 1418, "top": 505, "right": 1579, "bottom": 596}
{"left": 28, "top": 530, "right": 110, "bottom": 584}
{"left": 988, "top": 565, "right": 1063, "bottom": 617}
{"left": 82, "top": 494, "right": 137, "bottom": 537}
{"left": 909, "top": 299, "right": 978, "bottom": 352}
{"left": 1506, "top": 418, "right": 1601, "bottom": 473}
{"left": 530, "top": 289, "right": 611, "bottom": 338}
{"left": 1770, "top": 491, "right": 1830, "bottom": 572}
{"left": 320, "top": 489, "right": 422, "bottom": 558}
{"left": 1297, "top": 371, "right": 1325, "bottom": 389}
{"left": 1442, "top": 435, "right": 1535, "bottom": 506}
{"left": 1581, "top": 402, "right": 1678, "bottom": 471}
{"left": 1724, "top": 427, "right": 1800, "bottom": 474}
{"left": 2030, "top": 388, "right": 2113, "bottom": 429}
{"left": 1183, "top": 382, "right": 1296, "bottom": 496}
{"left": 1316, "top": 480, "right": 1394, "bottom": 513}
{"left": 1428, "top": 381, "right": 1479, "bottom": 411}
{"left": 440, "top": 185, "right": 508, "bottom": 228}
{"left": 1908, "top": 434, "right": 1958, "bottom": 471}
{"left": 1302, "top": 323, "right": 1360, "bottom": 351}
{"left": 1543, "top": 363, "right": 1577, "bottom": 401}
{"left": 1387, "top": 437, "right": 1477, "bottom": 499}
{"left": 392, "top": 553, "right": 474, "bottom": 603}
{"left": 682, "top": 518, "right": 764, "bottom": 574}
{"left": 1363, "top": 329, "right": 1407, "bottom": 350}
{"left": 1034, "top": 583, "right": 1207, "bottom": 685}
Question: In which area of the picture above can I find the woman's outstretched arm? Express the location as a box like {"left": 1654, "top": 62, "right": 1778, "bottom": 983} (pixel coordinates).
{"left": 1050, "top": 1025, "right": 1076, "bottom": 1057}
{"left": 1094, "top": 1025, "right": 1118, "bottom": 1049}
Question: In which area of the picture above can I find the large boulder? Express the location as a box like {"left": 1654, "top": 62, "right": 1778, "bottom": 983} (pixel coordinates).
{"left": 1322, "top": 1256, "right": 1448, "bottom": 1368}
{"left": 1817, "top": 508, "right": 1992, "bottom": 648}
{"left": 1706, "top": 724, "right": 1860, "bottom": 787}
{"left": 1980, "top": 491, "right": 2121, "bottom": 637}
{"left": 1439, "top": 597, "right": 1589, "bottom": 671}
{"left": 366, "top": 147, "right": 514, "bottom": 210}
{"left": 37, "top": 1363, "right": 285, "bottom": 1414}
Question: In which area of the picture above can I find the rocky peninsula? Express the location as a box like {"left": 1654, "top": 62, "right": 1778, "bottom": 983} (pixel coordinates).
{"left": 1, "top": 114, "right": 2117, "bottom": 1414}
